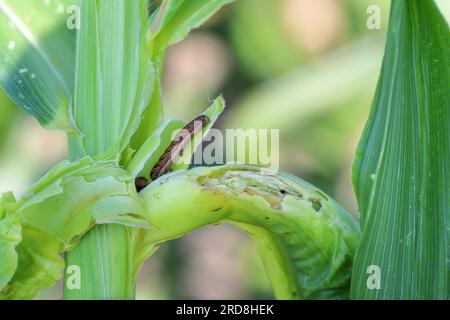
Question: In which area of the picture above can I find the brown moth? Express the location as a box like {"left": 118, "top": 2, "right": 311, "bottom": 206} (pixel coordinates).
{"left": 150, "top": 115, "right": 209, "bottom": 181}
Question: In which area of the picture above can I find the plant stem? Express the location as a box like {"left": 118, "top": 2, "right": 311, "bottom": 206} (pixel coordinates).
{"left": 64, "top": 224, "right": 136, "bottom": 300}
{"left": 64, "top": 132, "right": 137, "bottom": 299}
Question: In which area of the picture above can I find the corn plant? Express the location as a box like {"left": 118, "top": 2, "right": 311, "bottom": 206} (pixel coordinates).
{"left": 0, "top": 0, "right": 448, "bottom": 300}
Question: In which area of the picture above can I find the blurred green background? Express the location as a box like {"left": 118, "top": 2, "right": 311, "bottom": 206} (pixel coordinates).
{"left": 1, "top": 0, "right": 449, "bottom": 299}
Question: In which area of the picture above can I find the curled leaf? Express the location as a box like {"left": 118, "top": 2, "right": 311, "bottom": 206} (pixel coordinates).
{"left": 138, "top": 165, "right": 360, "bottom": 299}
{"left": 0, "top": 157, "right": 150, "bottom": 299}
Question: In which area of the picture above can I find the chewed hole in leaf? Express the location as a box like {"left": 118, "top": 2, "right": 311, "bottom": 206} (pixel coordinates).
{"left": 308, "top": 197, "right": 322, "bottom": 212}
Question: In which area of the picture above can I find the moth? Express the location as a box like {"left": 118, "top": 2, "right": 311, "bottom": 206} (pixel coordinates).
{"left": 135, "top": 115, "right": 209, "bottom": 191}
{"left": 151, "top": 115, "right": 209, "bottom": 180}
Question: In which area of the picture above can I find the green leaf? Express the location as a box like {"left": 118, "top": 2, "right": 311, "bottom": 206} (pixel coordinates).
{"left": 149, "top": 0, "right": 235, "bottom": 56}
{"left": 138, "top": 165, "right": 360, "bottom": 299}
{"left": 131, "top": 0, "right": 235, "bottom": 152}
{"left": 351, "top": 0, "right": 450, "bottom": 299}
{"left": 0, "top": 0, "right": 76, "bottom": 130}
{"left": 0, "top": 157, "right": 150, "bottom": 299}
{"left": 0, "top": 193, "right": 21, "bottom": 291}
{"left": 69, "top": 0, "right": 154, "bottom": 158}
{"left": 2, "top": 226, "right": 63, "bottom": 300}
{"left": 132, "top": 0, "right": 235, "bottom": 148}
{"left": 14, "top": 158, "right": 149, "bottom": 246}
{"left": 130, "top": 54, "right": 165, "bottom": 151}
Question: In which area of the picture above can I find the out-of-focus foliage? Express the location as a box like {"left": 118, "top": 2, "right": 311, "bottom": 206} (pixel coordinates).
{"left": 225, "top": 37, "right": 384, "bottom": 178}
{"left": 0, "top": 91, "right": 17, "bottom": 152}
{"left": 229, "top": 0, "right": 390, "bottom": 80}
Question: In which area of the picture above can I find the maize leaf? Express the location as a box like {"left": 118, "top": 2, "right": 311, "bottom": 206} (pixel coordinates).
{"left": 133, "top": 0, "right": 235, "bottom": 149}
{"left": 138, "top": 165, "right": 360, "bottom": 299}
{"left": 351, "top": 0, "right": 450, "bottom": 299}
{"left": 0, "top": 157, "right": 150, "bottom": 299}
{"left": 149, "top": 0, "right": 235, "bottom": 56}
{"left": 0, "top": 193, "right": 21, "bottom": 290}
{"left": 0, "top": 0, "right": 76, "bottom": 130}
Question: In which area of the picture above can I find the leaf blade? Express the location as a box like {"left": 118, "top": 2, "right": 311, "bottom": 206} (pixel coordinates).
{"left": 0, "top": 0, "right": 76, "bottom": 130}
{"left": 149, "top": 0, "right": 235, "bottom": 55}
{"left": 351, "top": 0, "right": 450, "bottom": 299}
{"left": 139, "top": 165, "right": 360, "bottom": 299}
{"left": 0, "top": 193, "right": 21, "bottom": 291}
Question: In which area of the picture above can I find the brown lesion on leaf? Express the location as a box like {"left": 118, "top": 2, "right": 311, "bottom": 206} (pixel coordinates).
{"left": 244, "top": 186, "right": 283, "bottom": 210}
{"left": 264, "top": 195, "right": 283, "bottom": 210}
{"left": 198, "top": 169, "right": 311, "bottom": 211}
{"left": 244, "top": 187, "right": 257, "bottom": 196}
